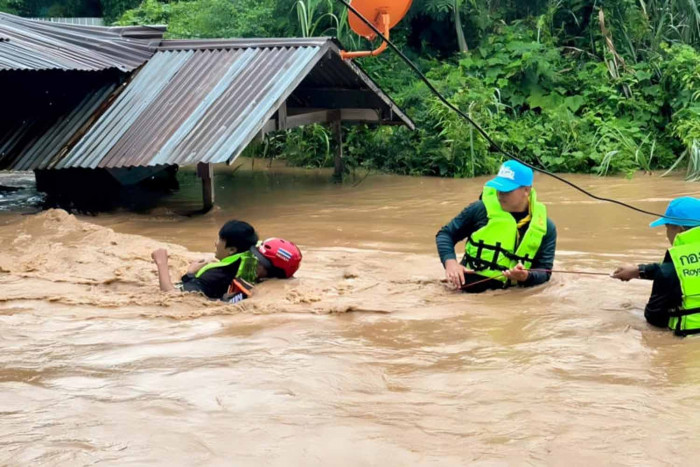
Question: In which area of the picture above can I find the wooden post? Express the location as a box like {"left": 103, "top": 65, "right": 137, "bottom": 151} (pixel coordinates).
{"left": 331, "top": 115, "right": 343, "bottom": 182}
{"left": 197, "top": 162, "right": 214, "bottom": 211}
{"left": 276, "top": 101, "right": 288, "bottom": 131}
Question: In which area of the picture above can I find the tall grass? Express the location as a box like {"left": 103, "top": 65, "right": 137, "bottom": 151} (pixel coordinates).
{"left": 639, "top": 0, "right": 700, "bottom": 47}
{"left": 662, "top": 139, "right": 700, "bottom": 180}
{"left": 294, "top": 0, "right": 338, "bottom": 37}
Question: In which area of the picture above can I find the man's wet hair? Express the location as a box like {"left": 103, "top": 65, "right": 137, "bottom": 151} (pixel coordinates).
{"left": 219, "top": 220, "right": 258, "bottom": 252}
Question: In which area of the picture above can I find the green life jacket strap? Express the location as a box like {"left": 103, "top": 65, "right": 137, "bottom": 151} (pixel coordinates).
{"left": 670, "top": 310, "right": 700, "bottom": 337}
{"left": 464, "top": 239, "right": 509, "bottom": 271}
{"left": 464, "top": 239, "right": 537, "bottom": 272}
{"left": 668, "top": 307, "right": 700, "bottom": 318}
{"left": 196, "top": 253, "right": 243, "bottom": 278}
{"left": 195, "top": 251, "right": 257, "bottom": 284}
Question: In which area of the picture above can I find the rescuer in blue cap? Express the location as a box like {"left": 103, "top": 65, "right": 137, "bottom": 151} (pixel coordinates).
{"left": 612, "top": 197, "right": 700, "bottom": 336}
{"left": 436, "top": 160, "right": 557, "bottom": 293}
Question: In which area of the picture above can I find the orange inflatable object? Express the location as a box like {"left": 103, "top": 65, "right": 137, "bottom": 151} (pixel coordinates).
{"left": 340, "top": 0, "right": 412, "bottom": 60}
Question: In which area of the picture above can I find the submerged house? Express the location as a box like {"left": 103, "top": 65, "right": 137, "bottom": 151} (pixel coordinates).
{"left": 0, "top": 13, "right": 413, "bottom": 210}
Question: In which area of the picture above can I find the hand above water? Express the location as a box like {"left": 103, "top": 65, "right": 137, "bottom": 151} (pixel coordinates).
{"left": 611, "top": 264, "right": 640, "bottom": 281}
{"left": 503, "top": 263, "right": 529, "bottom": 283}
{"left": 187, "top": 258, "right": 211, "bottom": 275}
{"left": 151, "top": 248, "right": 169, "bottom": 266}
{"left": 444, "top": 259, "right": 471, "bottom": 288}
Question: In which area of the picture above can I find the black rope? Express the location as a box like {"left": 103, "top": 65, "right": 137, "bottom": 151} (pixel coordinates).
{"left": 334, "top": 0, "right": 700, "bottom": 223}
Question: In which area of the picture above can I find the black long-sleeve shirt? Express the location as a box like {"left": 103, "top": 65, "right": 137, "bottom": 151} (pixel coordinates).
{"left": 639, "top": 253, "right": 682, "bottom": 328}
{"left": 436, "top": 200, "right": 557, "bottom": 289}
{"left": 179, "top": 259, "right": 243, "bottom": 299}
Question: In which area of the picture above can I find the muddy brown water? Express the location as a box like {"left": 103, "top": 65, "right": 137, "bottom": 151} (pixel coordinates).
{"left": 1, "top": 161, "right": 699, "bottom": 465}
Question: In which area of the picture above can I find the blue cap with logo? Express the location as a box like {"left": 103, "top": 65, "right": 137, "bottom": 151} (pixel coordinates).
{"left": 485, "top": 160, "right": 534, "bottom": 193}
{"left": 649, "top": 197, "right": 700, "bottom": 228}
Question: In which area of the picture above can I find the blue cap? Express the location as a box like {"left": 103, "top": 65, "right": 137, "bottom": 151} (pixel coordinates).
{"left": 649, "top": 197, "right": 700, "bottom": 227}
{"left": 485, "top": 160, "right": 534, "bottom": 192}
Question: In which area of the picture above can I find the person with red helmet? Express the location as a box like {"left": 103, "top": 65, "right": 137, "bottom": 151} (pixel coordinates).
{"left": 151, "top": 228, "right": 301, "bottom": 304}
{"left": 152, "top": 220, "right": 260, "bottom": 300}
{"left": 250, "top": 237, "right": 303, "bottom": 279}
{"left": 221, "top": 238, "right": 302, "bottom": 304}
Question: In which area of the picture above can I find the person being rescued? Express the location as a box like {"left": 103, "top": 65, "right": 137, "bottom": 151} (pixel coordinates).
{"left": 611, "top": 197, "right": 700, "bottom": 337}
{"left": 224, "top": 237, "right": 303, "bottom": 303}
{"left": 151, "top": 220, "right": 302, "bottom": 303}
{"left": 436, "top": 160, "right": 557, "bottom": 293}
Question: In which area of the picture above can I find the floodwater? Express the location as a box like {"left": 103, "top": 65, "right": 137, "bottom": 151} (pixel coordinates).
{"left": 1, "top": 160, "right": 699, "bottom": 465}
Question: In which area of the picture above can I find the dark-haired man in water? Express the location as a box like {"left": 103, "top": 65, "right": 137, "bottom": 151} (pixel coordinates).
{"left": 436, "top": 160, "right": 557, "bottom": 292}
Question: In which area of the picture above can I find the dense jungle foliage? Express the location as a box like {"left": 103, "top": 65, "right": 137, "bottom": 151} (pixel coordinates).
{"left": 3, "top": 0, "right": 699, "bottom": 178}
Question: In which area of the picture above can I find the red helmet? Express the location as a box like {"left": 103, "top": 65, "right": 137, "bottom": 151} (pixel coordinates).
{"left": 253, "top": 238, "right": 302, "bottom": 278}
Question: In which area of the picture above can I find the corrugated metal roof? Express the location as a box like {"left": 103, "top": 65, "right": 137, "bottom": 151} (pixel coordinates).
{"left": 3, "top": 37, "right": 413, "bottom": 171}
{"left": 57, "top": 44, "right": 331, "bottom": 169}
{"left": 0, "top": 13, "right": 164, "bottom": 71}
{"left": 155, "top": 38, "right": 413, "bottom": 128}
{"left": 29, "top": 17, "right": 105, "bottom": 26}
{"left": 0, "top": 83, "right": 117, "bottom": 170}
{"left": 17, "top": 85, "right": 117, "bottom": 170}
{"left": 158, "top": 38, "right": 332, "bottom": 51}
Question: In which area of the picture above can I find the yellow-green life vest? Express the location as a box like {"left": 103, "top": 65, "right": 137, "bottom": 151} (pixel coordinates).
{"left": 195, "top": 250, "right": 258, "bottom": 284}
{"left": 667, "top": 226, "right": 700, "bottom": 336}
{"left": 464, "top": 186, "right": 548, "bottom": 284}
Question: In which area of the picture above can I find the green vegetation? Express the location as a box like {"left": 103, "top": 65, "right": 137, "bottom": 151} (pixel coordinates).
{"left": 1, "top": 0, "right": 132, "bottom": 22}
{"left": 3, "top": 0, "right": 699, "bottom": 178}
{"left": 118, "top": 0, "right": 277, "bottom": 37}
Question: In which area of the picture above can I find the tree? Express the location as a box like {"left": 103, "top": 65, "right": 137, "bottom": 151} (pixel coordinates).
{"left": 1, "top": 0, "right": 101, "bottom": 17}
{"left": 414, "top": 0, "right": 468, "bottom": 52}
{"left": 0, "top": 0, "right": 21, "bottom": 14}
{"left": 118, "top": 0, "right": 277, "bottom": 38}
{"left": 101, "top": 0, "right": 141, "bottom": 23}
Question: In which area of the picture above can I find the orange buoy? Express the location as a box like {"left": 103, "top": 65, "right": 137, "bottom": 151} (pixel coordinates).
{"left": 340, "top": 0, "right": 413, "bottom": 60}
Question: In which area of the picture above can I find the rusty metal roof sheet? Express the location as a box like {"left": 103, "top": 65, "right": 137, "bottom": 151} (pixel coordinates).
{"left": 1, "top": 37, "right": 413, "bottom": 171}
{"left": 0, "top": 82, "right": 117, "bottom": 170}
{"left": 55, "top": 39, "right": 412, "bottom": 169}
{"left": 58, "top": 44, "right": 328, "bottom": 169}
{"left": 0, "top": 13, "right": 164, "bottom": 71}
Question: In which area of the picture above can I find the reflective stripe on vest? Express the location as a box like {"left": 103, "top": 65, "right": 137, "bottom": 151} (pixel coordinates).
{"left": 667, "top": 226, "right": 700, "bottom": 336}
{"left": 464, "top": 187, "right": 548, "bottom": 283}
{"left": 195, "top": 251, "right": 258, "bottom": 284}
